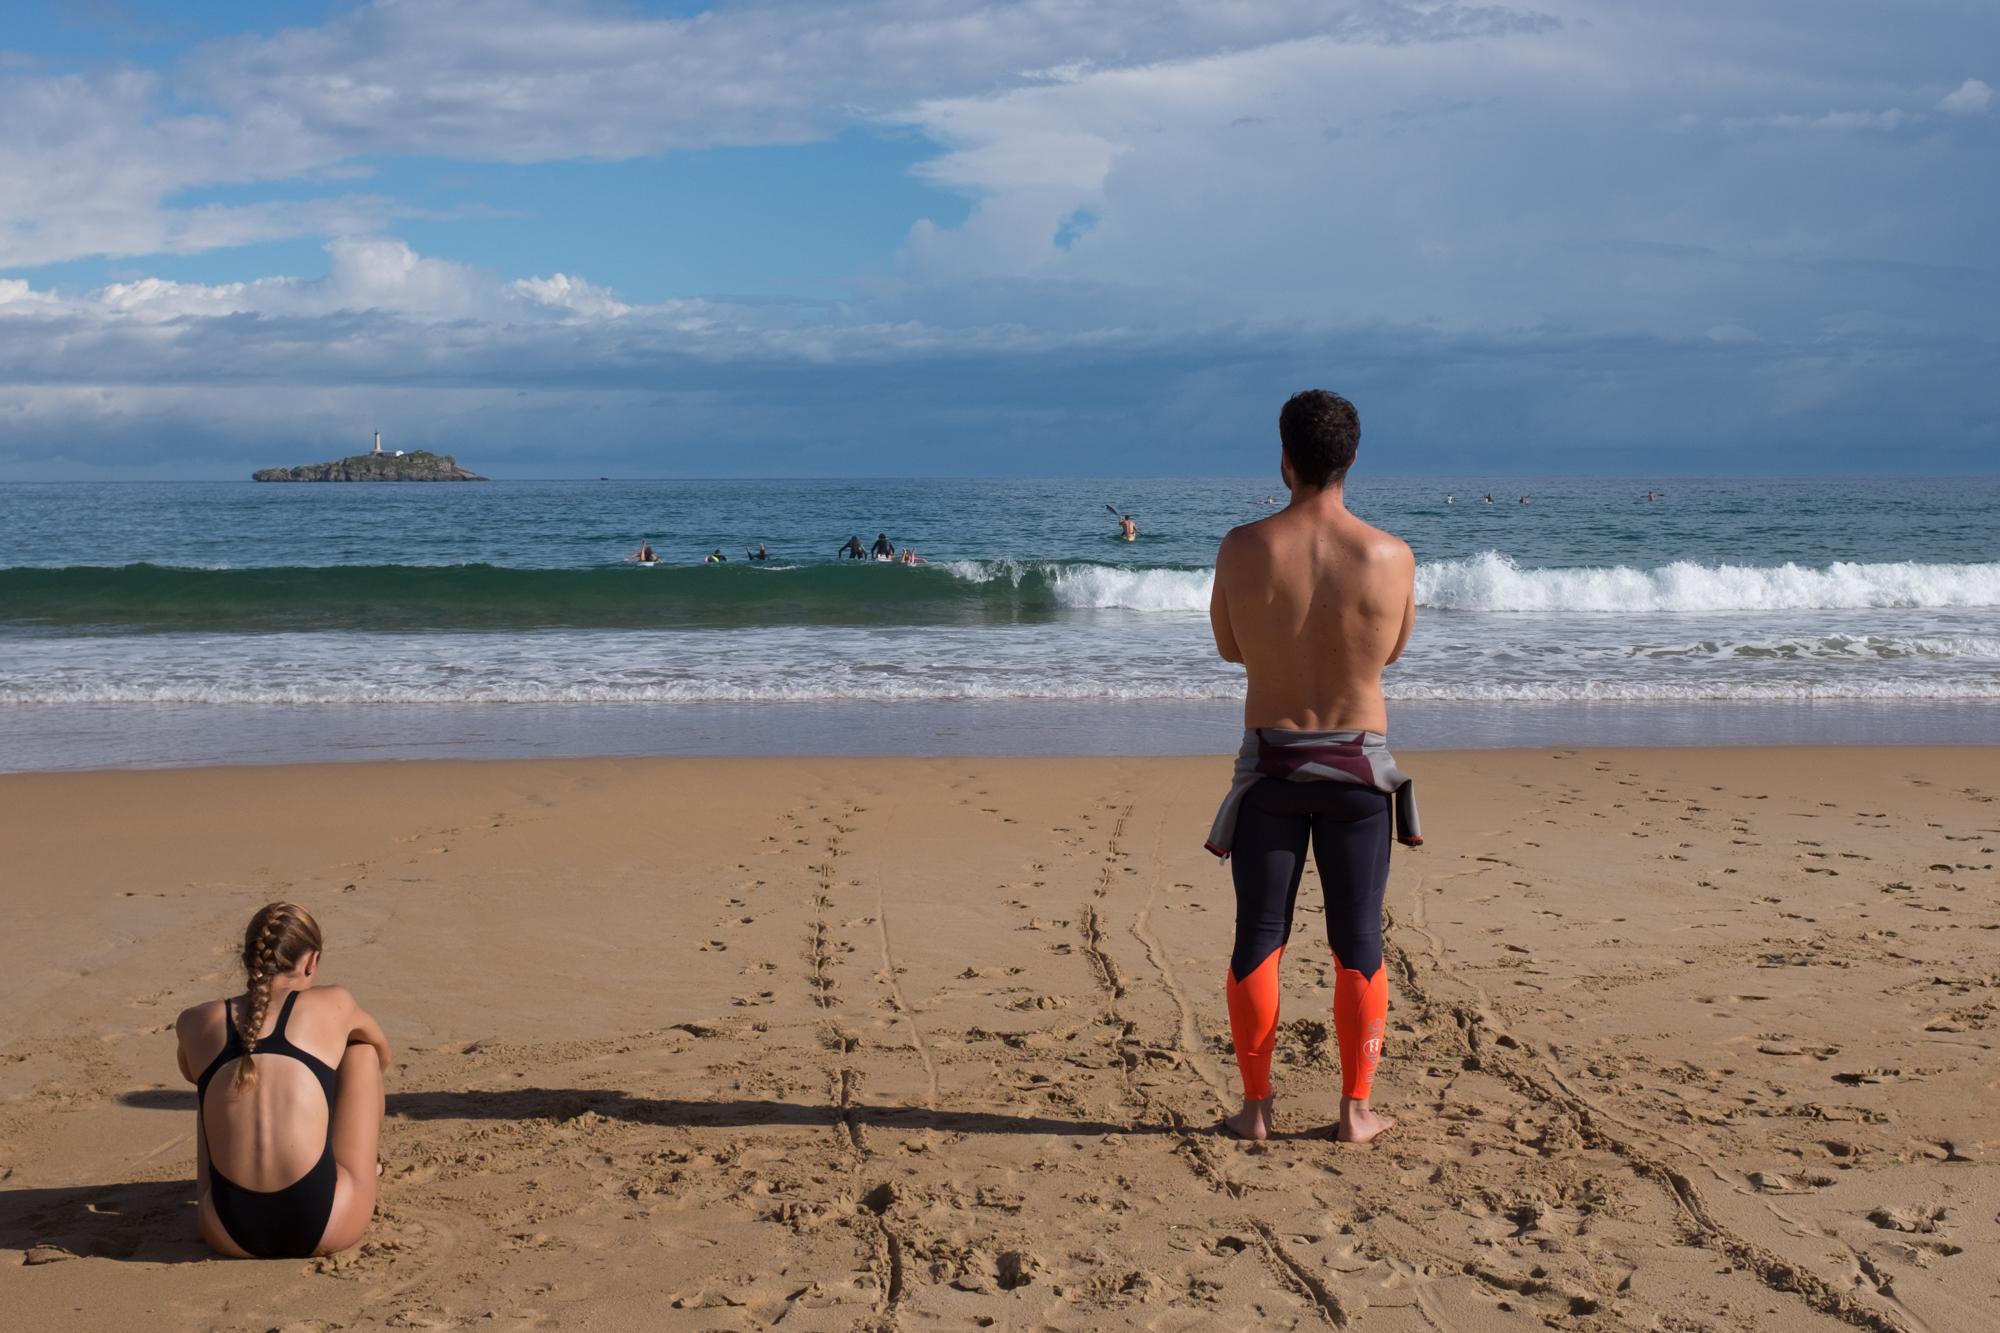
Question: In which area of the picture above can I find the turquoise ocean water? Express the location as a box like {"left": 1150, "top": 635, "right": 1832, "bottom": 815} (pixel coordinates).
{"left": 2, "top": 476, "right": 1996, "bottom": 769}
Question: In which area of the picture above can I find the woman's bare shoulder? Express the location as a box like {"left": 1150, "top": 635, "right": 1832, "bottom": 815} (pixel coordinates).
{"left": 299, "top": 985, "right": 367, "bottom": 1021}
{"left": 175, "top": 999, "right": 228, "bottom": 1076}
{"left": 175, "top": 997, "right": 225, "bottom": 1033}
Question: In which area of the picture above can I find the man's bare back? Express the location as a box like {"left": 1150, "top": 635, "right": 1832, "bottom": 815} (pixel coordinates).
{"left": 1208, "top": 390, "right": 1415, "bottom": 1146}
{"left": 1210, "top": 494, "right": 1414, "bottom": 733}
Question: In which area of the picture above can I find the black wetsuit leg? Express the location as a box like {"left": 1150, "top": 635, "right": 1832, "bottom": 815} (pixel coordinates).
{"left": 1229, "top": 779, "right": 1392, "bottom": 979}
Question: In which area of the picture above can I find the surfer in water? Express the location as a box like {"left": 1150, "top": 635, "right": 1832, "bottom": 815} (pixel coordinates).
{"left": 899, "top": 547, "right": 926, "bottom": 566}
{"left": 705, "top": 548, "right": 728, "bottom": 564}
{"left": 747, "top": 543, "right": 769, "bottom": 561}
{"left": 628, "top": 542, "right": 657, "bottom": 564}
{"left": 837, "top": 536, "right": 867, "bottom": 560}
{"left": 870, "top": 533, "right": 896, "bottom": 560}
{"left": 1119, "top": 514, "right": 1138, "bottom": 542}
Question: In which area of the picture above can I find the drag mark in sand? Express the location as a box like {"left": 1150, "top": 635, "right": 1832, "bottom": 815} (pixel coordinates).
{"left": 1082, "top": 795, "right": 1353, "bottom": 1327}
{"left": 1128, "top": 774, "right": 1230, "bottom": 1101}
{"left": 805, "top": 806, "right": 908, "bottom": 1325}
{"left": 1079, "top": 802, "right": 1129, "bottom": 1002}
{"left": 869, "top": 796, "right": 940, "bottom": 1107}
{"left": 1388, "top": 880, "right": 1916, "bottom": 1333}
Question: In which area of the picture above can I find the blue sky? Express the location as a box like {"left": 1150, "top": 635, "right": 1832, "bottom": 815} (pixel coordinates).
{"left": 0, "top": 0, "right": 1994, "bottom": 479}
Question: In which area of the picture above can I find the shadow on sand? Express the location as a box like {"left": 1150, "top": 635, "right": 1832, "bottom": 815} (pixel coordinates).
{"left": 0, "top": 1179, "right": 209, "bottom": 1265}
{"left": 18, "top": 1088, "right": 1198, "bottom": 1263}
{"left": 120, "top": 1085, "right": 1160, "bottom": 1138}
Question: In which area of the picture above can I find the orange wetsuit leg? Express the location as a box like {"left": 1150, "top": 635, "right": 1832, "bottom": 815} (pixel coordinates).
{"left": 1331, "top": 957, "right": 1388, "bottom": 1100}
{"left": 1224, "top": 947, "right": 1283, "bottom": 1099}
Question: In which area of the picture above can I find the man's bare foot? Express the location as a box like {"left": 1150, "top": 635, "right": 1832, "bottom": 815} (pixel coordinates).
{"left": 1335, "top": 1099, "right": 1394, "bottom": 1144}
{"left": 1223, "top": 1096, "right": 1274, "bottom": 1140}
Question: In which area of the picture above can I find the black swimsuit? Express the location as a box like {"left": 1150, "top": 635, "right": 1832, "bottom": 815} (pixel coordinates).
{"left": 195, "top": 991, "right": 341, "bottom": 1258}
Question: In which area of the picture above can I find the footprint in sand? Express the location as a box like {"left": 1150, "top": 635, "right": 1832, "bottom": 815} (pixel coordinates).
{"left": 1868, "top": 1203, "right": 1949, "bottom": 1234}
{"left": 1747, "top": 1170, "right": 1833, "bottom": 1193}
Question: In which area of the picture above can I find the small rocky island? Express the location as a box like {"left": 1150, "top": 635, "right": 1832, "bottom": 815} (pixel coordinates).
{"left": 253, "top": 450, "right": 485, "bottom": 482}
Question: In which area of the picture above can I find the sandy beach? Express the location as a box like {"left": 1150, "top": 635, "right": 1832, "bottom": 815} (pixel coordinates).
{"left": 2, "top": 749, "right": 1996, "bottom": 1331}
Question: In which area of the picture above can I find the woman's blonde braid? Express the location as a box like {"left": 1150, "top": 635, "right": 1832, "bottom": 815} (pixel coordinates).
{"left": 232, "top": 917, "right": 283, "bottom": 1090}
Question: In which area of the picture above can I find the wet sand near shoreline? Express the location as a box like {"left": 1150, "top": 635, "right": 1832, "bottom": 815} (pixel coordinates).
{"left": 2, "top": 751, "right": 1997, "bottom": 1330}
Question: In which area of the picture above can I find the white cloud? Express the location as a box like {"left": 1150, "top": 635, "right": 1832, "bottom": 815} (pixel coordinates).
{"left": 0, "top": 1, "right": 1553, "bottom": 269}
{"left": 879, "top": 11, "right": 1999, "bottom": 343}
{"left": 511, "top": 273, "right": 631, "bottom": 318}
{"left": 0, "top": 279, "right": 60, "bottom": 312}
{"left": 1937, "top": 77, "right": 1992, "bottom": 114}
{"left": 1747, "top": 108, "right": 1909, "bottom": 131}
{"left": 64, "top": 240, "right": 671, "bottom": 329}
{"left": 179, "top": 0, "right": 1542, "bottom": 160}
{"left": 0, "top": 1, "right": 1997, "bottom": 475}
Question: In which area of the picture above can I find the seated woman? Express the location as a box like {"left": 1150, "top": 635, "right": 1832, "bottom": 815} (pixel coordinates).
{"left": 174, "top": 902, "right": 391, "bottom": 1258}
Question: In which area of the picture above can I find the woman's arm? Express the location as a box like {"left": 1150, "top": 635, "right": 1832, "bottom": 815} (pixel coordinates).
{"left": 174, "top": 1006, "right": 202, "bottom": 1083}
{"left": 323, "top": 987, "right": 394, "bottom": 1071}
{"left": 349, "top": 1003, "right": 394, "bottom": 1073}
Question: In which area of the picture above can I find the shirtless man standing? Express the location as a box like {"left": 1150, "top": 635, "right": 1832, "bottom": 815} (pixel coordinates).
{"left": 1207, "top": 389, "right": 1418, "bottom": 1144}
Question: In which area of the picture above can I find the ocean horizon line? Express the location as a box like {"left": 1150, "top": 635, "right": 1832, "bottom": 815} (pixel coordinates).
{"left": 8, "top": 469, "right": 2000, "bottom": 485}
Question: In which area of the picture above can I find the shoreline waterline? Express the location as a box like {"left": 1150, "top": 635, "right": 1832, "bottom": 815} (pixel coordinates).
{"left": 4, "top": 696, "right": 1998, "bottom": 773}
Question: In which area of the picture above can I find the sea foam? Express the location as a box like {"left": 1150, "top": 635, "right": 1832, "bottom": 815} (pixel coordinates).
{"left": 1414, "top": 554, "right": 2000, "bottom": 613}
{"left": 941, "top": 554, "right": 2000, "bottom": 615}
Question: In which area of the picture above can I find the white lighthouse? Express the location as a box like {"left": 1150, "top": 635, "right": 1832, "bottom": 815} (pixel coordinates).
{"left": 372, "top": 430, "right": 383, "bottom": 456}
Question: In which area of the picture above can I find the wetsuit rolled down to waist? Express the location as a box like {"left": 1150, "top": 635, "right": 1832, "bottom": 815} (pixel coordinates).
{"left": 1206, "top": 729, "right": 1421, "bottom": 1106}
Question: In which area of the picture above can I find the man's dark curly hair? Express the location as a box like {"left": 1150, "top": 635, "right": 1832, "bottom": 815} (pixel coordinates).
{"left": 1278, "top": 390, "right": 1360, "bottom": 490}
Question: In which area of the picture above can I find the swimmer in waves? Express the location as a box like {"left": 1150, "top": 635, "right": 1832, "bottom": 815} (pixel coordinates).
{"left": 898, "top": 547, "right": 927, "bottom": 566}
{"left": 626, "top": 541, "right": 658, "bottom": 565}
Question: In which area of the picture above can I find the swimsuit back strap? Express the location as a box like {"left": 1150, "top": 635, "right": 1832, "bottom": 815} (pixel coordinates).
{"left": 196, "top": 997, "right": 245, "bottom": 1102}
{"left": 271, "top": 989, "right": 301, "bottom": 1038}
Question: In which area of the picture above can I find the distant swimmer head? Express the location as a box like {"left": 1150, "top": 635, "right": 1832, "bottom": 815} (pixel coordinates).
{"left": 1277, "top": 389, "right": 1359, "bottom": 493}
{"left": 234, "top": 903, "right": 323, "bottom": 1091}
